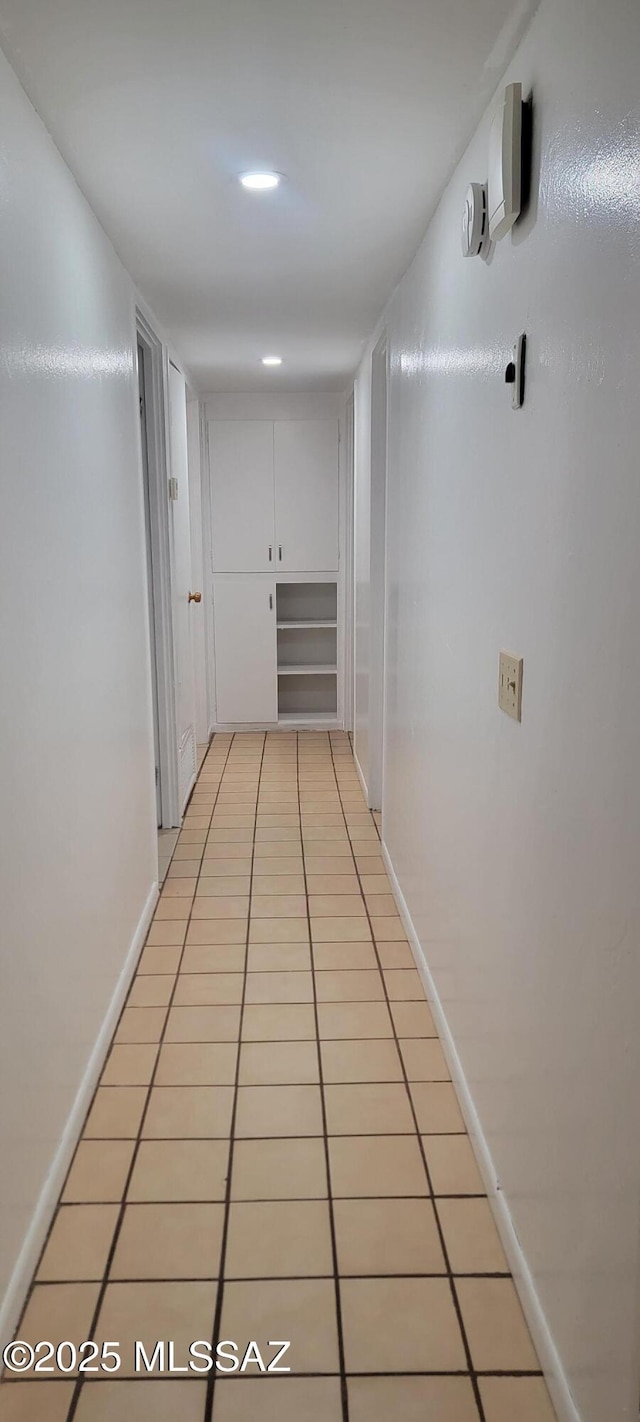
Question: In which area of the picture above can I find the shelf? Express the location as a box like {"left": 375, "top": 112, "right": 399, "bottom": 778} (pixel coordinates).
{"left": 277, "top": 620, "right": 337, "bottom": 630}
{"left": 277, "top": 664, "right": 337, "bottom": 677}
{"left": 278, "top": 712, "right": 339, "bottom": 726}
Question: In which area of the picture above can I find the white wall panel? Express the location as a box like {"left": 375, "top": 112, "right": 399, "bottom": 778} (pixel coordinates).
{"left": 0, "top": 50, "right": 157, "bottom": 1332}
{"left": 355, "top": 1, "right": 640, "bottom": 1417}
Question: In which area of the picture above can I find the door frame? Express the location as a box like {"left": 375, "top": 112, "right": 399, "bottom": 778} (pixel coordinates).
{"left": 136, "top": 309, "right": 180, "bottom": 828}
{"left": 368, "top": 333, "right": 389, "bottom": 811}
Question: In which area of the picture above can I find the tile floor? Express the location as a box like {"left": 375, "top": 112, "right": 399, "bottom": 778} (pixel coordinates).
{"left": 0, "top": 732, "right": 557, "bottom": 1421}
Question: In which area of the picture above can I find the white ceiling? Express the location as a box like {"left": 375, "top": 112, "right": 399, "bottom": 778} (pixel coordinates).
{"left": 0, "top": 0, "right": 535, "bottom": 391}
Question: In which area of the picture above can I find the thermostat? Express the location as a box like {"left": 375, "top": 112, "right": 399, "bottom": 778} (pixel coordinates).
{"left": 487, "top": 82, "right": 523, "bottom": 241}
{"left": 461, "top": 181, "right": 488, "bottom": 258}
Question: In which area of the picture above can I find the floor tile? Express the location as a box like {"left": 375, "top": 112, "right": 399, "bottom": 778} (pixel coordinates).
{"left": 334, "top": 1197, "right": 445, "bottom": 1274}
{"left": 197, "top": 876, "right": 251, "bottom": 896}
{"left": 219, "top": 1279, "right": 339, "bottom": 1373}
{"left": 252, "top": 858, "right": 304, "bottom": 877}
{"left": 377, "top": 941, "right": 415, "bottom": 968}
{"left": 212, "top": 1377, "right": 342, "bottom": 1422}
{"left": 384, "top": 968, "right": 424, "bottom": 1000}
{"left": 165, "top": 1006, "right": 241, "bottom": 1042}
{"left": 127, "top": 1139, "right": 229, "bottom": 1201}
{"left": 181, "top": 945, "right": 245, "bottom": 974}
{"left": 390, "top": 1001, "right": 437, "bottom": 1037}
{"left": 62, "top": 1140, "right": 135, "bottom": 1203}
{"left": 187, "top": 921, "right": 247, "bottom": 944}
{"left": 317, "top": 1001, "right": 392, "bottom": 1039}
{"left": 110, "top": 1202, "right": 224, "bottom": 1279}
{"left": 306, "top": 874, "right": 360, "bottom": 894}
{"left": 173, "top": 973, "right": 244, "bottom": 1006}
{"left": 456, "top": 1277, "right": 540, "bottom": 1370}
{"left": 479, "top": 1377, "right": 557, "bottom": 1421}
{"left": 399, "top": 1038, "right": 450, "bottom": 1080}
{"left": 142, "top": 1085, "right": 234, "bottom": 1138}
{"left": 315, "top": 969, "right": 383, "bottom": 1001}
{"left": 235, "top": 1085, "right": 323, "bottom": 1137}
{"left": 127, "top": 975, "right": 175, "bottom": 1009}
{"left": 310, "top": 917, "right": 371, "bottom": 942}
{"left": 37, "top": 1204, "right": 119, "bottom": 1281}
{"left": 230, "top": 1137, "right": 328, "bottom": 1200}
{"left": 325, "top": 1082, "right": 415, "bottom": 1134}
{"left": 341, "top": 1277, "right": 466, "bottom": 1371}
{"left": 241, "top": 1004, "right": 316, "bottom": 1041}
{"left": 244, "top": 971, "right": 313, "bottom": 1004}
{"left": 74, "top": 1380, "right": 206, "bottom": 1422}
{"left": 409, "top": 1083, "right": 465, "bottom": 1133}
{"left": 191, "top": 897, "right": 249, "bottom": 920}
{"left": 304, "top": 856, "right": 355, "bottom": 874}
{"left": 84, "top": 1086, "right": 147, "bottom": 1139}
{"left": 248, "top": 918, "right": 309, "bottom": 943}
{"left": 370, "top": 917, "right": 406, "bottom": 941}
{"left": 238, "top": 1041, "right": 319, "bottom": 1085}
{"left": 320, "top": 1039, "right": 402, "bottom": 1083}
{"left": 313, "top": 942, "right": 378, "bottom": 970}
{"left": 250, "top": 895, "right": 307, "bottom": 918}
{"left": 421, "top": 1135, "right": 485, "bottom": 1195}
{"left": 225, "top": 1200, "right": 333, "bottom": 1277}
{"left": 308, "top": 895, "right": 365, "bottom": 917}
{"left": 115, "top": 1007, "right": 168, "bottom": 1044}
{"left": 94, "top": 1281, "right": 217, "bottom": 1376}
{"left": 0, "top": 1383, "right": 75, "bottom": 1421}
{"left": 17, "top": 1284, "right": 101, "bottom": 1376}
{"left": 246, "top": 944, "right": 311, "bottom": 972}
{"left": 155, "top": 1043, "right": 237, "bottom": 1086}
{"left": 101, "top": 1044, "right": 157, "bottom": 1086}
{"left": 137, "top": 945, "right": 182, "bottom": 975}
{"left": 347, "top": 1376, "right": 479, "bottom": 1422}
{"left": 250, "top": 875, "right": 305, "bottom": 894}
{"left": 328, "top": 1135, "right": 428, "bottom": 1197}
{"left": 437, "top": 1197, "right": 508, "bottom": 1272}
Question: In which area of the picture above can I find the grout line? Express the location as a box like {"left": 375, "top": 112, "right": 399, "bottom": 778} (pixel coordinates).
{"left": 299, "top": 737, "right": 351, "bottom": 1422}
{"left": 327, "top": 737, "right": 487, "bottom": 1422}
{"left": 205, "top": 730, "right": 267, "bottom": 1422}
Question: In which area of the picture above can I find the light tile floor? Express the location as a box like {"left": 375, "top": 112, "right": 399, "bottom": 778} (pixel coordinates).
{"left": 0, "top": 732, "right": 557, "bottom": 1421}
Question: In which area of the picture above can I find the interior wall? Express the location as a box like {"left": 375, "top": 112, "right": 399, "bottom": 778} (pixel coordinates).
{"left": 354, "top": 0, "right": 640, "bottom": 1417}
{"left": 0, "top": 49, "right": 158, "bottom": 1334}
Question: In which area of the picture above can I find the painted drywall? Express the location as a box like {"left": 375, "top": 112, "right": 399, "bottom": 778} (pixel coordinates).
{"left": 0, "top": 49, "right": 158, "bottom": 1333}
{"left": 354, "top": 0, "right": 640, "bottom": 1417}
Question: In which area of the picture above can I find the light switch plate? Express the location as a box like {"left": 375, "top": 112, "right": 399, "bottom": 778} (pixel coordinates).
{"left": 498, "top": 651, "right": 523, "bottom": 721}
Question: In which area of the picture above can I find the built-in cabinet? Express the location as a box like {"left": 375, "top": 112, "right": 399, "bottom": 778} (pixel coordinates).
{"left": 208, "top": 414, "right": 340, "bottom": 727}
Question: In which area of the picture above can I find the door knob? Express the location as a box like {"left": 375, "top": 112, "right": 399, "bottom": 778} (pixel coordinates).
{"left": 188, "top": 591, "right": 202, "bottom": 604}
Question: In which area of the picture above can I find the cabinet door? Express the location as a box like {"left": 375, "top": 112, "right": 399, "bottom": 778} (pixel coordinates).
{"left": 274, "top": 420, "right": 338, "bottom": 571}
{"left": 209, "top": 420, "right": 275, "bottom": 572}
{"left": 213, "top": 576, "right": 277, "bottom": 724}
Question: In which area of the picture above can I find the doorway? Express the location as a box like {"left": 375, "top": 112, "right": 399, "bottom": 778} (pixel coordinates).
{"left": 368, "top": 333, "right": 388, "bottom": 812}
{"left": 136, "top": 312, "right": 180, "bottom": 831}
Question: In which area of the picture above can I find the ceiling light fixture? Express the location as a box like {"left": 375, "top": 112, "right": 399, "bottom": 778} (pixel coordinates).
{"left": 240, "top": 171, "right": 281, "bottom": 191}
{"left": 262, "top": 355, "right": 283, "bottom": 366}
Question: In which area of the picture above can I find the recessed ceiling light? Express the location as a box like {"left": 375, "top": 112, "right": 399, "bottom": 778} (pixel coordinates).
{"left": 262, "top": 355, "right": 283, "bottom": 366}
{"left": 240, "top": 171, "right": 281, "bottom": 191}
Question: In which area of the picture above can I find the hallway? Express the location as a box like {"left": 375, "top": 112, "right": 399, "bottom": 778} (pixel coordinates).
{"left": 1, "top": 733, "right": 553, "bottom": 1421}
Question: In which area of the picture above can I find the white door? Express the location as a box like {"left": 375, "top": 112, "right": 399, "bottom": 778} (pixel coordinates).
{"left": 168, "top": 364, "right": 198, "bottom": 808}
{"left": 209, "top": 420, "right": 275, "bottom": 572}
{"left": 213, "top": 575, "right": 277, "bottom": 724}
{"left": 274, "top": 419, "right": 338, "bottom": 571}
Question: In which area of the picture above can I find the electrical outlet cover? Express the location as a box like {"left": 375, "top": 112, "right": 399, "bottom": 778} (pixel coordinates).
{"left": 498, "top": 651, "right": 523, "bottom": 721}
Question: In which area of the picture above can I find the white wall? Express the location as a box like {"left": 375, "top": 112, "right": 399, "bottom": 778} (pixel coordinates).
{"left": 354, "top": 1, "right": 640, "bottom": 1418}
{"left": 0, "top": 50, "right": 158, "bottom": 1337}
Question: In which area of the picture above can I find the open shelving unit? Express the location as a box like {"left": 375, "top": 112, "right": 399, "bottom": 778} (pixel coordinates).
{"left": 276, "top": 582, "right": 338, "bottom": 723}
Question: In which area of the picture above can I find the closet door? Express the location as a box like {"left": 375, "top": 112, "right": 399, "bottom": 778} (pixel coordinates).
{"left": 209, "top": 420, "right": 275, "bottom": 572}
{"left": 274, "top": 420, "right": 339, "bottom": 571}
{"left": 213, "top": 576, "right": 277, "bottom": 724}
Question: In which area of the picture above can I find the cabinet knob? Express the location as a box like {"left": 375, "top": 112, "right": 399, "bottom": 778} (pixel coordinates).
{"left": 188, "top": 591, "right": 202, "bottom": 604}
{"left": 268, "top": 545, "right": 273, "bottom": 562}
{"left": 278, "top": 545, "right": 283, "bottom": 561}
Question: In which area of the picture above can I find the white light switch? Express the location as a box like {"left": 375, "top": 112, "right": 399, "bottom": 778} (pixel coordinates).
{"left": 498, "top": 651, "right": 523, "bottom": 721}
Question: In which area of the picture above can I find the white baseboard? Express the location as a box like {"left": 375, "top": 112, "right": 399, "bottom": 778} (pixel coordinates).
{"left": 0, "top": 880, "right": 159, "bottom": 1354}
{"left": 381, "top": 840, "right": 580, "bottom": 1422}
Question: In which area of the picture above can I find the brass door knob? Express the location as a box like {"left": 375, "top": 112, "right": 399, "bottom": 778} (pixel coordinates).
{"left": 188, "top": 591, "right": 202, "bottom": 604}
